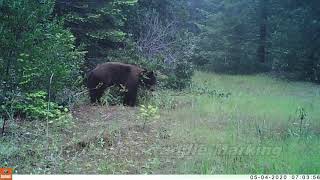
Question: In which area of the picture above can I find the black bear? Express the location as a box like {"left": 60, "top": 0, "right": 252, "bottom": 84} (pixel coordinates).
{"left": 86, "top": 62, "right": 156, "bottom": 106}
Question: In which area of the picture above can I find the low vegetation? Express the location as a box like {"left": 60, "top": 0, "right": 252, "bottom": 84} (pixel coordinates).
{"left": 1, "top": 71, "right": 319, "bottom": 174}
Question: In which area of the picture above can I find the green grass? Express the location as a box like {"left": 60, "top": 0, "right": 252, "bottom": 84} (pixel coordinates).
{"left": 1, "top": 71, "right": 320, "bottom": 174}
{"left": 168, "top": 71, "right": 320, "bottom": 174}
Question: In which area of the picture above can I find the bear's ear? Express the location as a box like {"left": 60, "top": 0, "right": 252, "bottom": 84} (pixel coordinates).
{"left": 140, "top": 69, "right": 156, "bottom": 79}
{"left": 147, "top": 71, "right": 155, "bottom": 77}
{"left": 147, "top": 71, "right": 156, "bottom": 79}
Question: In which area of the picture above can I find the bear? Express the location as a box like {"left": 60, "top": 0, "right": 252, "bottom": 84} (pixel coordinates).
{"left": 86, "top": 62, "right": 156, "bottom": 106}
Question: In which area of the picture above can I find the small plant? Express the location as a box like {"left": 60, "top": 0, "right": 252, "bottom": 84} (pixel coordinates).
{"left": 138, "top": 104, "right": 160, "bottom": 129}
{"left": 295, "top": 106, "right": 310, "bottom": 137}
{"left": 97, "top": 137, "right": 106, "bottom": 148}
{"left": 297, "top": 106, "right": 307, "bottom": 135}
{"left": 288, "top": 106, "right": 310, "bottom": 137}
{"left": 15, "top": 91, "right": 67, "bottom": 120}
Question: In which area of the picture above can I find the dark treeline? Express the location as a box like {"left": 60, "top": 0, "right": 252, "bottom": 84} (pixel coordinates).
{"left": 192, "top": 0, "right": 320, "bottom": 81}
{"left": 1, "top": 0, "right": 319, "bottom": 119}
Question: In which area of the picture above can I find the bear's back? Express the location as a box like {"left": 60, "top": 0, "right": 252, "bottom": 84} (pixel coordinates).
{"left": 96, "top": 62, "right": 143, "bottom": 74}
{"left": 91, "top": 62, "right": 143, "bottom": 84}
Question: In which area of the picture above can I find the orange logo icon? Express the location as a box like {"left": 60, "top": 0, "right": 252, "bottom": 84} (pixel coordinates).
{"left": 0, "top": 168, "right": 12, "bottom": 180}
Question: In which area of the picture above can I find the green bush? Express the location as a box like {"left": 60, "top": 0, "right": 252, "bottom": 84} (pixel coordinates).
{"left": 102, "top": 85, "right": 127, "bottom": 106}
{"left": 14, "top": 91, "right": 68, "bottom": 120}
{"left": 162, "top": 59, "right": 194, "bottom": 89}
{"left": 0, "top": 0, "right": 85, "bottom": 103}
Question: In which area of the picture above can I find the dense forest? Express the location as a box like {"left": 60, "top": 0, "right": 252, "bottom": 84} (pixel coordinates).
{"left": 1, "top": 0, "right": 320, "bottom": 174}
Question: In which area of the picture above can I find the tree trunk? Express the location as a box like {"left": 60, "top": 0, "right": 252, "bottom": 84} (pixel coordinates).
{"left": 258, "top": 0, "right": 268, "bottom": 63}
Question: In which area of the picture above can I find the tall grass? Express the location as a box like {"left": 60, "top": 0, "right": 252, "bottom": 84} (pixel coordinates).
{"left": 168, "top": 71, "right": 320, "bottom": 174}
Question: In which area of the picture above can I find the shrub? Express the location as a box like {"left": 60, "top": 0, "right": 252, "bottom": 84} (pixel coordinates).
{"left": 102, "top": 85, "right": 127, "bottom": 106}
{"left": 0, "top": 0, "right": 85, "bottom": 105}
{"left": 14, "top": 91, "right": 67, "bottom": 120}
{"left": 138, "top": 104, "right": 160, "bottom": 129}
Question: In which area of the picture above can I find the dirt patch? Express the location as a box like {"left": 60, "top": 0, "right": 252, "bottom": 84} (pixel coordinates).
{"left": 57, "top": 104, "right": 179, "bottom": 174}
{"left": 4, "top": 103, "right": 186, "bottom": 174}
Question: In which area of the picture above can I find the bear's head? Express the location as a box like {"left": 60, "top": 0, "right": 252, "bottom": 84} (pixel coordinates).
{"left": 140, "top": 70, "right": 156, "bottom": 91}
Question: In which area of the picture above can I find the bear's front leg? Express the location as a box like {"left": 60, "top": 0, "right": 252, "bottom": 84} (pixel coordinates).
{"left": 89, "top": 84, "right": 106, "bottom": 104}
{"left": 124, "top": 86, "right": 138, "bottom": 107}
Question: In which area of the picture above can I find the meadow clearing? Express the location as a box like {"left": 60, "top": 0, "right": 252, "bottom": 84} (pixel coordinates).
{"left": 1, "top": 71, "right": 320, "bottom": 174}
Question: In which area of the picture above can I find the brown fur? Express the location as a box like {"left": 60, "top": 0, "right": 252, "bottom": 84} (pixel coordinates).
{"left": 87, "top": 62, "right": 156, "bottom": 106}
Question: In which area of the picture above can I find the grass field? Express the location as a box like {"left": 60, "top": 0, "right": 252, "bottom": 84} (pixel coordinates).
{"left": 172, "top": 72, "right": 320, "bottom": 173}
{"left": 1, "top": 71, "right": 320, "bottom": 174}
